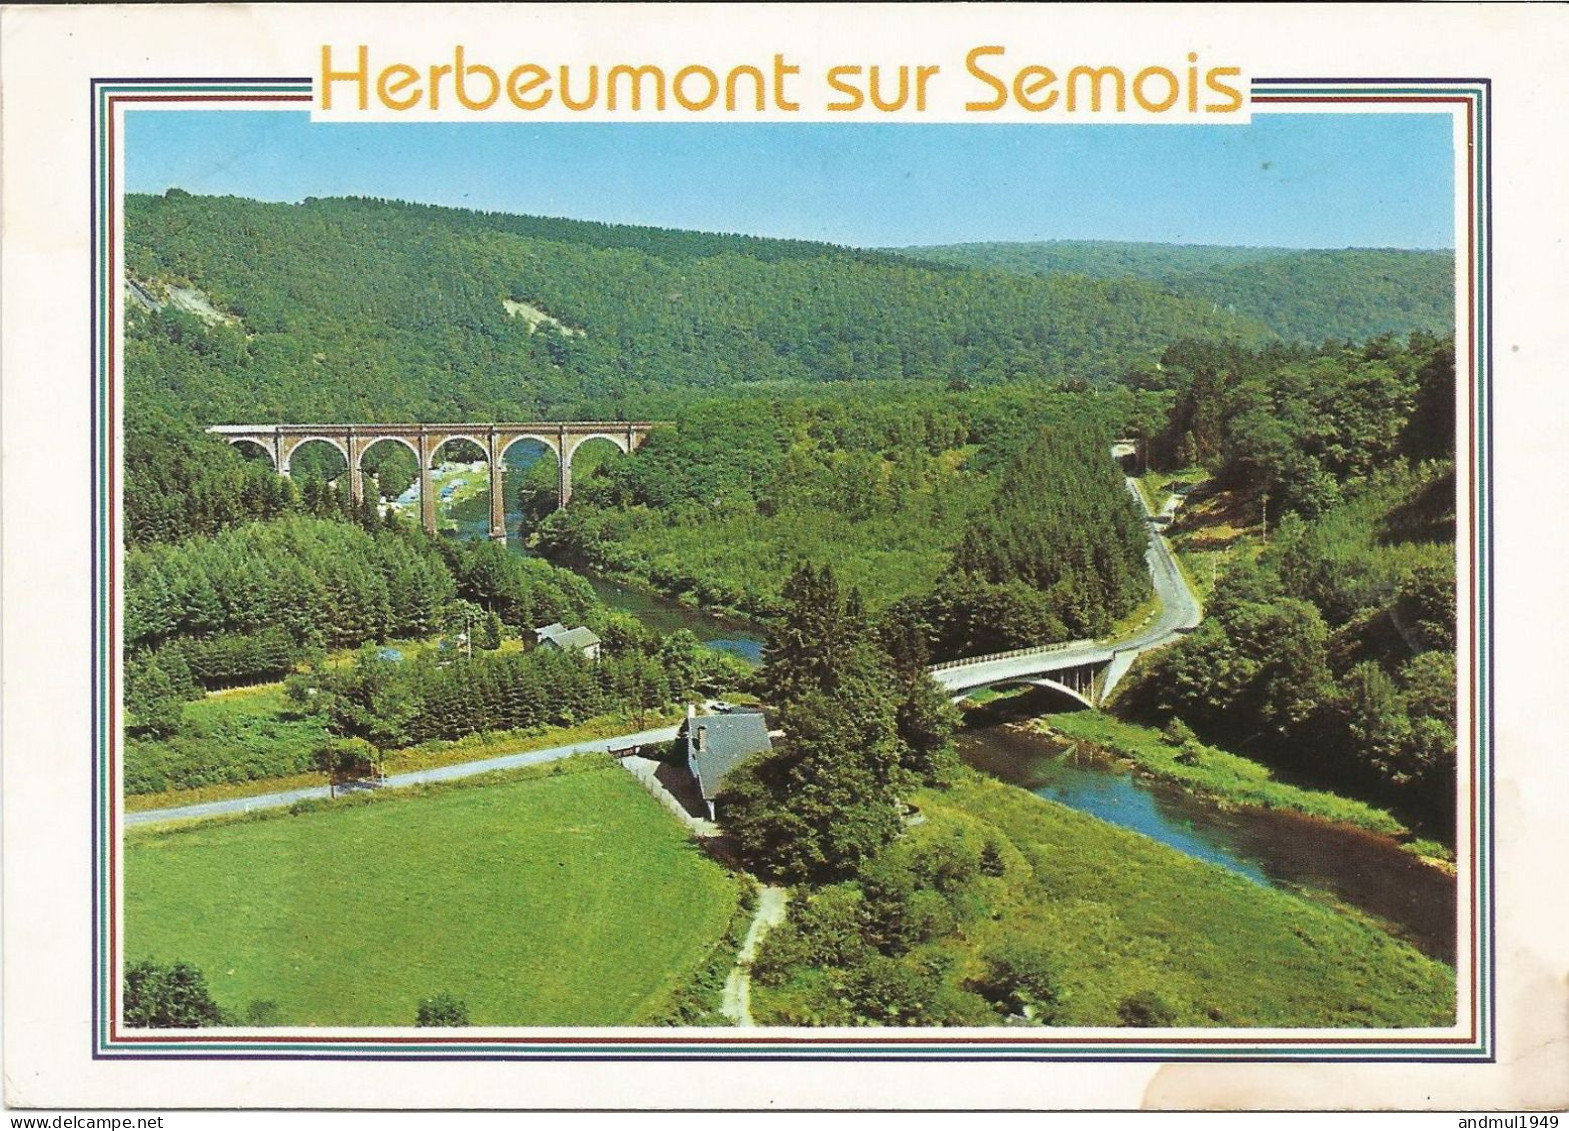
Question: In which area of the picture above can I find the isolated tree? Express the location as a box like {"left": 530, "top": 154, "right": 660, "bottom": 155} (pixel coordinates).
{"left": 313, "top": 736, "right": 381, "bottom": 795}
{"left": 476, "top": 609, "right": 503, "bottom": 651}
{"left": 125, "top": 658, "right": 184, "bottom": 739}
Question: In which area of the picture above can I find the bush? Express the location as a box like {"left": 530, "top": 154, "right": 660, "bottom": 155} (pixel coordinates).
{"left": 967, "top": 942, "right": 1065, "bottom": 1023}
{"left": 979, "top": 840, "right": 1007, "bottom": 877}
{"left": 1162, "top": 717, "right": 1197, "bottom": 747}
{"left": 751, "top": 886, "right": 867, "bottom": 987}
{"left": 415, "top": 992, "right": 470, "bottom": 1026}
{"left": 1118, "top": 989, "right": 1179, "bottom": 1027}
{"left": 123, "top": 959, "right": 223, "bottom": 1028}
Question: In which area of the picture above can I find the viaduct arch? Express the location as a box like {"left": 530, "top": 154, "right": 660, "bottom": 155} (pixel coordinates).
{"left": 208, "top": 421, "right": 664, "bottom": 539}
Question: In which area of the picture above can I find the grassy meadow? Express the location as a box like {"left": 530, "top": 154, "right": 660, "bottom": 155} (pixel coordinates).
{"left": 124, "top": 685, "right": 329, "bottom": 797}
{"left": 752, "top": 771, "right": 1455, "bottom": 1028}
{"left": 124, "top": 757, "right": 740, "bottom": 1027}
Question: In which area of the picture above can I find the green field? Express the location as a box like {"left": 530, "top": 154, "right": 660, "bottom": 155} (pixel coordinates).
{"left": 124, "top": 758, "right": 740, "bottom": 1026}
{"left": 125, "top": 686, "right": 330, "bottom": 796}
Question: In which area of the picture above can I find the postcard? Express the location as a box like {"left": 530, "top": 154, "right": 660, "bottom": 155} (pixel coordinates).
{"left": 2, "top": 2, "right": 1566, "bottom": 1114}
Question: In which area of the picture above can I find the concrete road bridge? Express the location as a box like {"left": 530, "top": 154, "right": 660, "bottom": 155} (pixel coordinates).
{"left": 208, "top": 421, "right": 666, "bottom": 538}
{"left": 928, "top": 458, "right": 1202, "bottom": 708}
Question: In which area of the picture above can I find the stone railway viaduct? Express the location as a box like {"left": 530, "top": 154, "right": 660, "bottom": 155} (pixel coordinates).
{"left": 208, "top": 422, "right": 664, "bottom": 540}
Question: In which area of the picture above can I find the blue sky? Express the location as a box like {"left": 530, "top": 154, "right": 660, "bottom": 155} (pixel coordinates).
{"left": 125, "top": 112, "right": 1453, "bottom": 250}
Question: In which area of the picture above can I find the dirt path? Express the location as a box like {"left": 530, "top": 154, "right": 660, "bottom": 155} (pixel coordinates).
{"left": 721, "top": 885, "right": 789, "bottom": 1027}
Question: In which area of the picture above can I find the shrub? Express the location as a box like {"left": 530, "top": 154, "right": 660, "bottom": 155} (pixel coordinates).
{"left": 967, "top": 942, "right": 1065, "bottom": 1023}
{"left": 1118, "top": 989, "right": 1179, "bottom": 1027}
{"left": 415, "top": 992, "right": 470, "bottom": 1026}
{"left": 123, "top": 959, "right": 223, "bottom": 1028}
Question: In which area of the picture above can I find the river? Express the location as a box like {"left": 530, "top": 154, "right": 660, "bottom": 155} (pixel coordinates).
{"left": 957, "top": 694, "right": 1456, "bottom": 964}
{"left": 445, "top": 487, "right": 1453, "bottom": 965}
{"left": 449, "top": 499, "right": 766, "bottom": 662}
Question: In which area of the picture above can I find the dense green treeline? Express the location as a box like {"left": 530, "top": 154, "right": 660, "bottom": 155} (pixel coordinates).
{"left": 1118, "top": 332, "right": 1457, "bottom": 836}
{"left": 123, "top": 191, "right": 1271, "bottom": 428}
{"left": 863, "top": 421, "right": 1151, "bottom": 661}
{"left": 126, "top": 517, "right": 458, "bottom": 653}
{"left": 300, "top": 624, "right": 735, "bottom": 751}
{"left": 1143, "top": 332, "right": 1454, "bottom": 518}
{"left": 122, "top": 515, "right": 606, "bottom": 734}
{"left": 1124, "top": 474, "right": 1456, "bottom": 834}
{"left": 126, "top": 514, "right": 607, "bottom": 658}
{"left": 897, "top": 240, "right": 1300, "bottom": 280}
{"left": 1154, "top": 250, "right": 1454, "bottom": 345}
{"left": 125, "top": 418, "right": 305, "bottom": 547}
{"left": 951, "top": 425, "right": 1149, "bottom": 635}
{"left": 898, "top": 241, "right": 1453, "bottom": 345}
{"left": 535, "top": 385, "right": 1160, "bottom": 617}
{"left": 292, "top": 194, "right": 932, "bottom": 269}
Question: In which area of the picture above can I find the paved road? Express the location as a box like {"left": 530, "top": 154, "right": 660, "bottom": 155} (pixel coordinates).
{"left": 124, "top": 724, "right": 682, "bottom": 827}
{"left": 1118, "top": 477, "right": 1204, "bottom": 647}
{"left": 930, "top": 473, "right": 1201, "bottom": 695}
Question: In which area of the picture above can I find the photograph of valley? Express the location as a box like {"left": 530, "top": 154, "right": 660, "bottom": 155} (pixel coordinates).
{"left": 118, "top": 112, "right": 1462, "bottom": 1033}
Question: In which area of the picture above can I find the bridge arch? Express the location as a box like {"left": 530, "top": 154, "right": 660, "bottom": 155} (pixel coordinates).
{"left": 562, "top": 431, "right": 632, "bottom": 462}
{"left": 282, "top": 435, "right": 350, "bottom": 478}
{"left": 225, "top": 437, "right": 276, "bottom": 469}
{"left": 428, "top": 433, "right": 490, "bottom": 466}
{"left": 1023, "top": 678, "right": 1096, "bottom": 711}
{"left": 356, "top": 437, "right": 421, "bottom": 508}
{"left": 354, "top": 434, "right": 420, "bottom": 469}
{"left": 495, "top": 437, "right": 563, "bottom": 529}
{"left": 499, "top": 433, "right": 563, "bottom": 462}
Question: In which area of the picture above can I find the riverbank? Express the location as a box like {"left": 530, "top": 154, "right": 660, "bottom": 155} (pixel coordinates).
{"left": 1030, "top": 710, "right": 1454, "bottom": 868}
{"left": 750, "top": 766, "right": 1455, "bottom": 1028}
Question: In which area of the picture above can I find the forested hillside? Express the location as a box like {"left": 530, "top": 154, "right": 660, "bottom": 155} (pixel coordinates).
{"left": 534, "top": 384, "right": 1160, "bottom": 619}
{"left": 1119, "top": 333, "right": 1457, "bottom": 837}
{"left": 897, "top": 241, "right": 1453, "bottom": 345}
{"left": 899, "top": 240, "right": 1299, "bottom": 280}
{"left": 122, "top": 191, "right": 1272, "bottom": 427}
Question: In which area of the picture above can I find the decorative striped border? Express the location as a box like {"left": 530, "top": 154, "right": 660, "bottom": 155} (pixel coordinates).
{"left": 90, "top": 76, "right": 1493, "bottom": 1062}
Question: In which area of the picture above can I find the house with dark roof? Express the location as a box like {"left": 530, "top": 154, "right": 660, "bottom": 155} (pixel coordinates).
{"left": 679, "top": 706, "right": 772, "bottom": 821}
